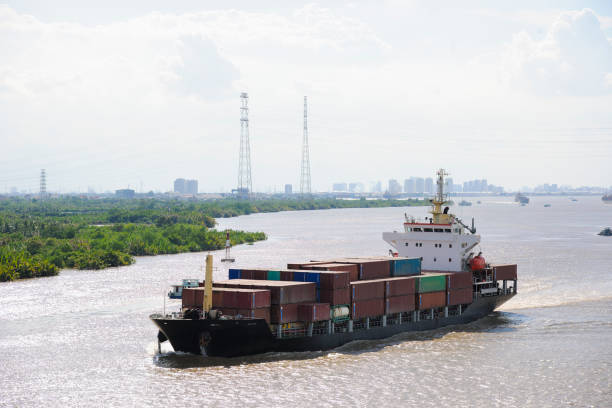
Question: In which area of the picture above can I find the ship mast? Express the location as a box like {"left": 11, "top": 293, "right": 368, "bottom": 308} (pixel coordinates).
{"left": 430, "top": 168, "right": 450, "bottom": 224}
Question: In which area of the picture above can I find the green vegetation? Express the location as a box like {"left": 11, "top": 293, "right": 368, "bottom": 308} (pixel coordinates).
{"left": 0, "top": 196, "right": 426, "bottom": 281}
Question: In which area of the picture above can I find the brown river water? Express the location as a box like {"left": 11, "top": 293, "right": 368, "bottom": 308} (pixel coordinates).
{"left": 1, "top": 196, "right": 610, "bottom": 407}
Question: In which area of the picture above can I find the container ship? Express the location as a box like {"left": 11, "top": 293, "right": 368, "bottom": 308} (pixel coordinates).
{"left": 151, "top": 169, "right": 517, "bottom": 357}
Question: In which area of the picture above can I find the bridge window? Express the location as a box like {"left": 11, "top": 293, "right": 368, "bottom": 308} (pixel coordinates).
{"left": 449, "top": 244, "right": 452, "bottom": 248}
{"left": 434, "top": 257, "right": 437, "bottom": 262}
{"left": 445, "top": 229, "right": 451, "bottom": 233}
{"left": 449, "top": 258, "right": 452, "bottom": 262}
{"left": 434, "top": 228, "right": 443, "bottom": 232}
{"left": 413, "top": 228, "right": 422, "bottom": 232}
{"left": 424, "top": 228, "right": 433, "bottom": 232}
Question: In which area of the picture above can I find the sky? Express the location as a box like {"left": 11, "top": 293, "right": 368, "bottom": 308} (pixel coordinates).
{"left": 1, "top": 0, "right": 611, "bottom": 193}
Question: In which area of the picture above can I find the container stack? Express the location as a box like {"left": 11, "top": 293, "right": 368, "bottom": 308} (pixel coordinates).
{"left": 416, "top": 273, "right": 447, "bottom": 310}
{"left": 491, "top": 264, "right": 517, "bottom": 281}
{"left": 444, "top": 271, "right": 473, "bottom": 306}
{"left": 215, "top": 279, "right": 317, "bottom": 324}
{"left": 182, "top": 287, "right": 272, "bottom": 321}
{"left": 382, "top": 277, "right": 417, "bottom": 314}
{"left": 350, "top": 280, "right": 385, "bottom": 319}
{"left": 219, "top": 256, "right": 474, "bottom": 324}
{"left": 290, "top": 269, "right": 351, "bottom": 305}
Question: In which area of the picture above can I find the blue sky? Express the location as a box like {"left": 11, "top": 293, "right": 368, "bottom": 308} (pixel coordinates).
{"left": 1, "top": 1, "right": 611, "bottom": 193}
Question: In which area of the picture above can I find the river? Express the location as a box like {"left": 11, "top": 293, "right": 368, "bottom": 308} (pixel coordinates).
{"left": 1, "top": 196, "right": 610, "bottom": 407}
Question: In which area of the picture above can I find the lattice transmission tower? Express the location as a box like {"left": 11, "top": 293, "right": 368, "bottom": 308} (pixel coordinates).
{"left": 39, "top": 169, "right": 47, "bottom": 199}
{"left": 237, "top": 92, "right": 252, "bottom": 199}
{"left": 300, "top": 96, "right": 311, "bottom": 196}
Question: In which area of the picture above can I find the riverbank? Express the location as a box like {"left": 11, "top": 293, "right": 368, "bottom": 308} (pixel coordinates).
{"left": 0, "top": 197, "right": 426, "bottom": 281}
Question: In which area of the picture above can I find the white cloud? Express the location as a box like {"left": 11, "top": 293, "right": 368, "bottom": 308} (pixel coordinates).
{"left": 503, "top": 8, "right": 612, "bottom": 96}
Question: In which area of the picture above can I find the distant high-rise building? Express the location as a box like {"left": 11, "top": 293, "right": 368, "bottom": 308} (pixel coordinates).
{"left": 174, "top": 178, "right": 198, "bottom": 194}
{"left": 445, "top": 177, "right": 453, "bottom": 192}
{"left": 388, "top": 179, "right": 401, "bottom": 195}
{"left": 285, "top": 184, "right": 292, "bottom": 194}
{"left": 415, "top": 177, "right": 425, "bottom": 193}
{"left": 404, "top": 178, "right": 415, "bottom": 194}
{"left": 373, "top": 181, "right": 382, "bottom": 193}
{"left": 333, "top": 182, "right": 348, "bottom": 192}
{"left": 424, "top": 177, "right": 433, "bottom": 194}
{"left": 186, "top": 179, "right": 198, "bottom": 195}
{"left": 174, "top": 178, "right": 186, "bottom": 193}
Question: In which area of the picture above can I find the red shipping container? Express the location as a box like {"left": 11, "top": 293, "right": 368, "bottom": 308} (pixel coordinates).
{"left": 185, "top": 287, "right": 270, "bottom": 309}
{"left": 298, "top": 303, "right": 331, "bottom": 322}
{"left": 295, "top": 270, "right": 349, "bottom": 290}
{"left": 447, "top": 288, "right": 473, "bottom": 306}
{"left": 350, "top": 280, "right": 385, "bottom": 301}
{"left": 280, "top": 270, "right": 294, "bottom": 281}
{"left": 244, "top": 269, "right": 268, "bottom": 280}
{"left": 310, "top": 263, "right": 359, "bottom": 282}
{"left": 270, "top": 303, "right": 299, "bottom": 323}
{"left": 182, "top": 288, "right": 195, "bottom": 308}
{"left": 351, "top": 299, "right": 385, "bottom": 319}
{"left": 240, "top": 270, "right": 254, "bottom": 280}
{"left": 287, "top": 262, "right": 328, "bottom": 270}
{"left": 417, "top": 291, "right": 446, "bottom": 309}
{"left": 492, "top": 264, "right": 517, "bottom": 281}
{"left": 319, "top": 287, "right": 351, "bottom": 305}
{"left": 385, "top": 295, "right": 416, "bottom": 314}
{"left": 384, "top": 277, "right": 417, "bottom": 297}
{"left": 214, "top": 279, "right": 316, "bottom": 305}
{"left": 213, "top": 288, "right": 271, "bottom": 309}
{"left": 223, "top": 307, "right": 270, "bottom": 323}
{"left": 445, "top": 271, "right": 473, "bottom": 289}
{"left": 341, "top": 258, "right": 390, "bottom": 280}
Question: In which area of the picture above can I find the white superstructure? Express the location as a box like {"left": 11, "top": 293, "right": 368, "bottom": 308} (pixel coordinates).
{"left": 383, "top": 169, "right": 480, "bottom": 272}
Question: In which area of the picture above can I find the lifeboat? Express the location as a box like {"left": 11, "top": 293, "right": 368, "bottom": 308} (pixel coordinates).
{"left": 470, "top": 254, "right": 486, "bottom": 271}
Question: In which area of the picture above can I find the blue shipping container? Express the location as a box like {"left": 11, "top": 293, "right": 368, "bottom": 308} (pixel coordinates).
{"left": 304, "top": 272, "right": 321, "bottom": 288}
{"left": 229, "top": 269, "right": 241, "bottom": 279}
{"left": 392, "top": 258, "right": 421, "bottom": 276}
{"left": 292, "top": 271, "right": 308, "bottom": 282}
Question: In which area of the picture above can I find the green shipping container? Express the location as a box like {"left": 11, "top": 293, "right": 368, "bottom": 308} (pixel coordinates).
{"left": 267, "top": 270, "right": 281, "bottom": 281}
{"left": 416, "top": 274, "right": 446, "bottom": 293}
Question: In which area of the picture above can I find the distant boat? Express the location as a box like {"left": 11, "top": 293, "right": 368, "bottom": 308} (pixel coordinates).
{"left": 544, "top": 204, "right": 551, "bottom": 208}
{"left": 476, "top": 201, "right": 482, "bottom": 204}
{"left": 515, "top": 192, "right": 529, "bottom": 204}
{"left": 603, "top": 194, "right": 612, "bottom": 204}
{"left": 570, "top": 198, "right": 578, "bottom": 202}
{"left": 458, "top": 200, "right": 472, "bottom": 206}
{"left": 599, "top": 227, "right": 612, "bottom": 236}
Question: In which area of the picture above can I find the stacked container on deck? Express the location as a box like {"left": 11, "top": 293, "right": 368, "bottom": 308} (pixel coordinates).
{"left": 291, "top": 257, "right": 423, "bottom": 320}
{"left": 216, "top": 277, "right": 319, "bottom": 324}
{"left": 444, "top": 270, "right": 474, "bottom": 305}
{"left": 415, "top": 273, "right": 447, "bottom": 309}
{"left": 220, "top": 256, "right": 475, "bottom": 326}
{"left": 182, "top": 287, "right": 272, "bottom": 321}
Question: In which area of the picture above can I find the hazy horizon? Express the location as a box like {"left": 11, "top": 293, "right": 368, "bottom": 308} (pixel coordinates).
{"left": 1, "top": 1, "right": 611, "bottom": 193}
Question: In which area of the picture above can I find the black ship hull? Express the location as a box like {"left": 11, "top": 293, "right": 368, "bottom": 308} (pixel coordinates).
{"left": 151, "top": 293, "right": 514, "bottom": 358}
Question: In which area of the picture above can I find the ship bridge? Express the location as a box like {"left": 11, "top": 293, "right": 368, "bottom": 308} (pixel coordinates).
{"left": 383, "top": 169, "right": 480, "bottom": 272}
